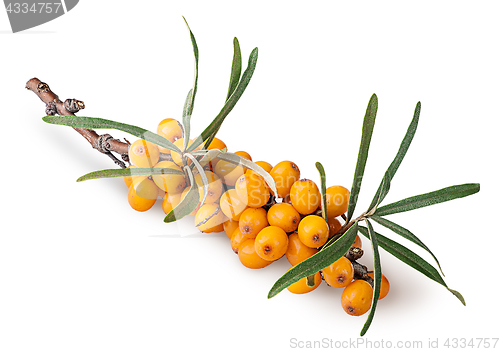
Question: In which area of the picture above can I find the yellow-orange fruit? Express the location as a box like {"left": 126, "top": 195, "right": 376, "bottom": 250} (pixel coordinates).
{"left": 203, "top": 223, "right": 224, "bottom": 233}
{"left": 238, "top": 238, "right": 273, "bottom": 269}
{"left": 325, "top": 185, "right": 350, "bottom": 219}
{"left": 287, "top": 270, "right": 322, "bottom": 294}
{"left": 206, "top": 137, "right": 227, "bottom": 170}
{"left": 128, "top": 177, "right": 159, "bottom": 212}
{"left": 194, "top": 170, "right": 223, "bottom": 204}
{"left": 322, "top": 256, "right": 354, "bottom": 288}
{"left": 156, "top": 118, "right": 184, "bottom": 154}
{"left": 214, "top": 160, "right": 245, "bottom": 187}
{"left": 341, "top": 280, "right": 373, "bottom": 316}
{"left": 219, "top": 189, "right": 248, "bottom": 221}
{"left": 171, "top": 138, "right": 202, "bottom": 166}
{"left": 129, "top": 139, "right": 160, "bottom": 168}
{"left": 328, "top": 217, "right": 342, "bottom": 238}
{"left": 285, "top": 232, "right": 318, "bottom": 266}
{"left": 269, "top": 161, "right": 300, "bottom": 198}
{"left": 239, "top": 207, "right": 268, "bottom": 239}
{"left": 367, "top": 272, "right": 390, "bottom": 300}
{"left": 195, "top": 203, "right": 227, "bottom": 233}
{"left": 123, "top": 165, "right": 138, "bottom": 188}
{"left": 267, "top": 203, "right": 300, "bottom": 233}
{"left": 234, "top": 151, "right": 252, "bottom": 161}
{"left": 152, "top": 160, "right": 187, "bottom": 194}
{"left": 230, "top": 228, "right": 249, "bottom": 254}
{"left": 253, "top": 161, "right": 273, "bottom": 174}
{"left": 223, "top": 219, "right": 239, "bottom": 240}
{"left": 234, "top": 172, "right": 270, "bottom": 208}
{"left": 289, "top": 179, "right": 321, "bottom": 215}
{"left": 254, "top": 226, "right": 289, "bottom": 261}
{"left": 297, "top": 215, "right": 329, "bottom": 248}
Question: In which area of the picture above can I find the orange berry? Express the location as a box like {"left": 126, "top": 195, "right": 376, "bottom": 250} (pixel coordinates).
{"left": 322, "top": 256, "right": 354, "bottom": 288}
{"left": 328, "top": 217, "right": 342, "bottom": 238}
{"left": 326, "top": 185, "right": 350, "bottom": 218}
{"left": 234, "top": 172, "right": 270, "bottom": 208}
{"left": 219, "top": 189, "right": 248, "bottom": 221}
{"left": 206, "top": 137, "right": 227, "bottom": 151}
{"left": 223, "top": 219, "right": 239, "bottom": 240}
{"left": 214, "top": 160, "right": 245, "bottom": 187}
{"left": 351, "top": 234, "right": 362, "bottom": 248}
{"left": 267, "top": 203, "right": 300, "bottom": 233}
{"left": 171, "top": 138, "right": 202, "bottom": 167}
{"left": 269, "top": 161, "right": 300, "bottom": 198}
{"left": 203, "top": 223, "right": 224, "bottom": 233}
{"left": 287, "top": 270, "right": 322, "bottom": 294}
{"left": 194, "top": 170, "right": 223, "bottom": 204}
{"left": 239, "top": 208, "right": 269, "bottom": 239}
{"left": 298, "top": 215, "right": 329, "bottom": 248}
{"left": 234, "top": 151, "right": 252, "bottom": 161}
{"left": 285, "top": 232, "right": 318, "bottom": 266}
{"left": 152, "top": 160, "right": 187, "bottom": 194}
{"left": 129, "top": 139, "right": 160, "bottom": 168}
{"left": 195, "top": 203, "right": 227, "bottom": 233}
{"left": 290, "top": 179, "right": 321, "bottom": 215}
{"left": 254, "top": 226, "right": 289, "bottom": 261}
{"left": 253, "top": 161, "right": 273, "bottom": 173}
{"left": 367, "top": 272, "right": 390, "bottom": 300}
{"left": 341, "top": 280, "right": 373, "bottom": 316}
{"left": 230, "top": 228, "right": 250, "bottom": 254}
{"left": 123, "top": 165, "right": 138, "bottom": 188}
{"left": 128, "top": 176, "right": 159, "bottom": 212}
{"left": 238, "top": 238, "right": 273, "bottom": 269}
{"left": 156, "top": 118, "right": 184, "bottom": 154}
{"left": 162, "top": 193, "right": 174, "bottom": 214}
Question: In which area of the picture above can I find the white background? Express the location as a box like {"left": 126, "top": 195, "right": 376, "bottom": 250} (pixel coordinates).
{"left": 1, "top": 1, "right": 498, "bottom": 351}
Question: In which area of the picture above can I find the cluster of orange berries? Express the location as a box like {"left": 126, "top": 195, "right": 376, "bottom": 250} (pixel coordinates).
{"left": 123, "top": 117, "right": 390, "bottom": 317}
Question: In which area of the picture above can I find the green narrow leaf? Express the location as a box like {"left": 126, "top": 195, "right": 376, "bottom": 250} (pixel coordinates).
{"left": 182, "top": 17, "right": 199, "bottom": 119}
{"left": 182, "top": 89, "right": 193, "bottom": 149}
{"left": 368, "top": 102, "right": 421, "bottom": 211}
{"left": 315, "top": 162, "right": 328, "bottom": 223}
{"left": 76, "top": 167, "right": 184, "bottom": 182}
{"left": 374, "top": 183, "right": 480, "bottom": 217}
{"left": 226, "top": 37, "right": 242, "bottom": 102}
{"left": 358, "top": 226, "right": 465, "bottom": 305}
{"left": 367, "top": 171, "right": 391, "bottom": 214}
{"left": 185, "top": 153, "right": 209, "bottom": 206}
{"left": 346, "top": 94, "right": 378, "bottom": 222}
{"left": 42, "top": 115, "right": 181, "bottom": 153}
{"left": 360, "top": 220, "right": 381, "bottom": 336}
{"left": 370, "top": 215, "right": 444, "bottom": 275}
{"left": 268, "top": 222, "right": 359, "bottom": 299}
{"left": 217, "top": 152, "right": 278, "bottom": 197}
{"left": 164, "top": 166, "right": 200, "bottom": 223}
{"left": 188, "top": 47, "right": 258, "bottom": 152}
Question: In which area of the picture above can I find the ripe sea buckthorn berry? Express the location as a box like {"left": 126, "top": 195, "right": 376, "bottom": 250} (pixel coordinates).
{"left": 298, "top": 215, "right": 329, "bottom": 248}
{"left": 341, "top": 280, "right": 373, "bottom": 316}
{"left": 287, "top": 270, "right": 322, "bottom": 294}
{"left": 234, "top": 172, "right": 270, "bottom": 208}
{"left": 230, "top": 228, "right": 249, "bottom": 254}
{"left": 253, "top": 161, "right": 273, "bottom": 173}
{"left": 203, "top": 223, "right": 224, "bottom": 233}
{"left": 152, "top": 160, "right": 187, "bottom": 194}
{"left": 195, "top": 203, "right": 227, "bottom": 233}
{"left": 223, "top": 219, "right": 239, "bottom": 239}
{"left": 326, "top": 185, "right": 350, "bottom": 219}
{"left": 214, "top": 160, "right": 245, "bottom": 187}
{"left": 163, "top": 192, "right": 183, "bottom": 214}
{"left": 328, "top": 217, "right": 342, "bottom": 238}
{"left": 234, "top": 151, "right": 252, "bottom": 161}
{"left": 285, "top": 232, "right": 318, "bottom": 266}
{"left": 123, "top": 165, "right": 138, "bottom": 188}
{"left": 171, "top": 138, "right": 202, "bottom": 166}
{"left": 156, "top": 118, "right": 184, "bottom": 154}
{"left": 238, "top": 238, "right": 273, "bottom": 269}
{"left": 129, "top": 139, "right": 160, "bottom": 168}
{"left": 351, "top": 234, "right": 362, "bottom": 249}
{"left": 367, "top": 271, "right": 390, "bottom": 300}
{"left": 267, "top": 203, "right": 300, "bottom": 233}
{"left": 194, "top": 170, "right": 223, "bottom": 204}
{"left": 239, "top": 207, "right": 268, "bottom": 239}
{"left": 270, "top": 161, "right": 300, "bottom": 198}
{"left": 219, "top": 189, "right": 248, "bottom": 221}
{"left": 128, "top": 176, "right": 159, "bottom": 212}
{"left": 206, "top": 137, "right": 227, "bottom": 151}
{"left": 254, "top": 226, "right": 289, "bottom": 261}
{"left": 322, "top": 256, "right": 354, "bottom": 288}
{"left": 290, "top": 179, "right": 321, "bottom": 215}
